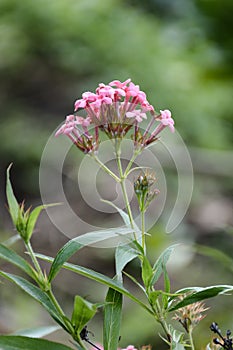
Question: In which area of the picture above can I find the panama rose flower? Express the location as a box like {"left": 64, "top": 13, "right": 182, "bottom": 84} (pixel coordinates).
{"left": 91, "top": 345, "right": 138, "bottom": 350}
{"left": 56, "top": 79, "right": 174, "bottom": 153}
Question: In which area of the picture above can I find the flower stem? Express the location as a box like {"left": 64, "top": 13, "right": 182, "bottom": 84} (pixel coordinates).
{"left": 188, "top": 329, "right": 195, "bottom": 350}
{"left": 141, "top": 210, "right": 146, "bottom": 252}
{"left": 91, "top": 153, "right": 120, "bottom": 183}
{"left": 123, "top": 148, "right": 141, "bottom": 178}
{"left": 115, "top": 141, "right": 135, "bottom": 231}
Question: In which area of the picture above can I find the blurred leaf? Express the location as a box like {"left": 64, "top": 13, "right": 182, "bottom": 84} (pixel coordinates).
{"left": 71, "top": 296, "right": 97, "bottom": 335}
{"left": 6, "top": 163, "right": 19, "bottom": 225}
{"left": 150, "top": 244, "right": 179, "bottom": 286}
{"left": 48, "top": 226, "right": 138, "bottom": 282}
{"left": 36, "top": 253, "right": 153, "bottom": 315}
{"left": 0, "top": 243, "right": 35, "bottom": 278}
{"left": 0, "top": 271, "right": 67, "bottom": 330}
{"left": 169, "top": 285, "right": 233, "bottom": 312}
{"left": 13, "top": 325, "right": 60, "bottom": 338}
{"left": 195, "top": 244, "right": 233, "bottom": 273}
{"left": 103, "top": 288, "right": 122, "bottom": 350}
{"left": 0, "top": 336, "right": 73, "bottom": 350}
{"left": 3, "top": 234, "right": 21, "bottom": 247}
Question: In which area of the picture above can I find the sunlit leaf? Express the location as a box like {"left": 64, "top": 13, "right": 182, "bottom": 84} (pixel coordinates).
{"left": 103, "top": 288, "right": 122, "bottom": 350}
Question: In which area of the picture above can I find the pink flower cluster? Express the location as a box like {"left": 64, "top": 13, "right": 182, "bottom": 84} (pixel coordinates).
{"left": 55, "top": 79, "right": 174, "bottom": 153}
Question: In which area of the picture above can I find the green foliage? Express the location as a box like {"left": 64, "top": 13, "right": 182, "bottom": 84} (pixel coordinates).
{"left": 0, "top": 271, "right": 68, "bottom": 331}
{"left": 71, "top": 296, "right": 98, "bottom": 345}
{"left": 169, "top": 285, "right": 233, "bottom": 312}
{"left": 0, "top": 336, "right": 73, "bottom": 350}
{"left": 103, "top": 288, "right": 122, "bottom": 350}
{"left": 0, "top": 243, "right": 35, "bottom": 278}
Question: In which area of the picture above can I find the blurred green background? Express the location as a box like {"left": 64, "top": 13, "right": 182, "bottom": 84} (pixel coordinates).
{"left": 0, "top": 0, "right": 232, "bottom": 349}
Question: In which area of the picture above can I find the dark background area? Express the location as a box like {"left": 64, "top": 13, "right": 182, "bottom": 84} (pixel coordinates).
{"left": 0, "top": 0, "right": 232, "bottom": 349}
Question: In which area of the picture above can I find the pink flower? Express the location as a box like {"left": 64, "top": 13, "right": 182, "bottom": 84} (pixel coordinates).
{"left": 56, "top": 79, "right": 174, "bottom": 150}
{"left": 109, "top": 78, "right": 131, "bottom": 89}
{"left": 157, "top": 109, "right": 174, "bottom": 132}
{"left": 126, "top": 110, "right": 147, "bottom": 123}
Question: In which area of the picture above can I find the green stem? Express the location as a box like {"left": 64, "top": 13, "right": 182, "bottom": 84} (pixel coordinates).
{"left": 153, "top": 299, "right": 171, "bottom": 343}
{"left": 25, "top": 241, "right": 43, "bottom": 276}
{"left": 46, "top": 288, "right": 73, "bottom": 333}
{"left": 115, "top": 141, "right": 135, "bottom": 231}
{"left": 91, "top": 153, "right": 120, "bottom": 183}
{"left": 123, "top": 148, "right": 141, "bottom": 178}
{"left": 141, "top": 210, "right": 146, "bottom": 252}
{"left": 188, "top": 329, "right": 195, "bottom": 350}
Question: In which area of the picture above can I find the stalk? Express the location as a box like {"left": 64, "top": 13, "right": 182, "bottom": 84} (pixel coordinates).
{"left": 188, "top": 329, "right": 195, "bottom": 350}
{"left": 91, "top": 153, "right": 120, "bottom": 183}
{"left": 115, "top": 140, "right": 135, "bottom": 231}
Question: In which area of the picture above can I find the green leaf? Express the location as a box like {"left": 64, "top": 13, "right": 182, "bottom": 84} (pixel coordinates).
{"left": 151, "top": 244, "right": 179, "bottom": 286}
{"left": 0, "top": 243, "right": 35, "bottom": 278}
{"left": 103, "top": 288, "right": 122, "bottom": 350}
{"left": 0, "top": 271, "right": 67, "bottom": 330}
{"left": 37, "top": 253, "right": 153, "bottom": 315}
{"left": 48, "top": 226, "right": 138, "bottom": 282}
{"left": 26, "top": 203, "right": 60, "bottom": 242}
{"left": 162, "top": 264, "right": 170, "bottom": 310}
{"left": 169, "top": 285, "right": 233, "bottom": 312}
{"left": 13, "top": 325, "right": 60, "bottom": 338}
{"left": 0, "top": 335, "right": 73, "bottom": 350}
{"left": 101, "top": 199, "right": 131, "bottom": 226}
{"left": 142, "top": 255, "right": 153, "bottom": 290}
{"left": 71, "top": 296, "right": 97, "bottom": 335}
{"left": 115, "top": 243, "right": 138, "bottom": 280}
{"left": 6, "top": 164, "right": 19, "bottom": 225}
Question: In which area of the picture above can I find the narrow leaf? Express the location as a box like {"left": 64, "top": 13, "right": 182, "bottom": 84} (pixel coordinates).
{"left": 6, "top": 164, "right": 19, "bottom": 224}
{"left": 169, "top": 285, "right": 233, "bottom": 312}
{"left": 37, "top": 253, "right": 153, "bottom": 315}
{"left": 0, "top": 243, "right": 35, "bottom": 278}
{"left": 48, "top": 226, "right": 138, "bottom": 282}
{"left": 0, "top": 335, "right": 73, "bottom": 350}
{"left": 13, "top": 325, "right": 60, "bottom": 338}
{"left": 142, "top": 255, "right": 153, "bottom": 290}
{"left": 103, "top": 288, "right": 122, "bottom": 350}
{"left": 26, "top": 203, "right": 60, "bottom": 241}
{"left": 101, "top": 199, "right": 131, "bottom": 226}
{"left": 0, "top": 271, "right": 66, "bottom": 329}
{"left": 151, "top": 244, "right": 179, "bottom": 286}
{"left": 71, "top": 296, "right": 97, "bottom": 334}
{"left": 115, "top": 243, "right": 138, "bottom": 280}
